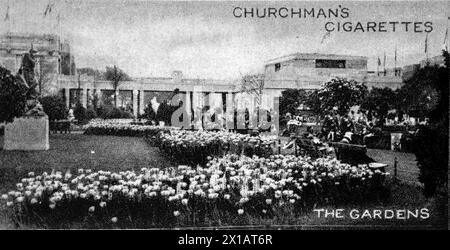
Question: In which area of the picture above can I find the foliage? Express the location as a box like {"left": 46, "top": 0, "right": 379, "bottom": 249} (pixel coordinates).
{"left": 76, "top": 68, "right": 105, "bottom": 80}
{"left": 411, "top": 50, "right": 449, "bottom": 197}
{"left": 100, "top": 106, "right": 133, "bottom": 119}
{"left": 39, "top": 95, "right": 67, "bottom": 121}
{"left": 360, "top": 87, "right": 399, "bottom": 121}
{"left": 279, "top": 89, "right": 309, "bottom": 117}
{"left": 1, "top": 154, "right": 387, "bottom": 228}
{"left": 0, "top": 66, "right": 27, "bottom": 123}
{"left": 85, "top": 108, "right": 98, "bottom": 121}
{"left": 104, "top": 66, "right": 132, "bottom": 107}
{"left": 143, "top": 102, "right": 175, "bottom": 125}
{"left": 73, "top": 102, "right": 87, "bottom": 123}
{"left": 317, "top": 77, "right": 368, "bottom": 116}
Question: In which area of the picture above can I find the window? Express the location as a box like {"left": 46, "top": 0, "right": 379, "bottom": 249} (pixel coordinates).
{"left": 274, "top": 63, "right": 281, "bottom": 72}
{"left": 315, "top": 59, "right": 346, "bottom": 68}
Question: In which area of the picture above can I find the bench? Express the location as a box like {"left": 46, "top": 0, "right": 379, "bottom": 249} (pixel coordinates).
{"left": 329, "top": 142, "right": 376, "bottom": 166}
{"left": 50, "top": 120, "right": 72, "bottom": 134}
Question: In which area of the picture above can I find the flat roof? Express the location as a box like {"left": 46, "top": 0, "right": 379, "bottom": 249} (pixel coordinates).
{"left": 265, "top": 53, "right": 368, "bottom": 66}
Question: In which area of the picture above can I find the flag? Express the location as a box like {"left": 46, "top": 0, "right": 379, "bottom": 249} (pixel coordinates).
{"left": 394, "top": 46, "right": 397, "bottom": 63}
{"left": 443, "top": 28, "right": 448, "bottom": 51}
{"left": 4, "top": 5, "right": 9, "bottom": 21}
{"left": 320, "top": 31, "right": 331, "bottom": 44}
{"left": 424, "top": 33, "right": 428, "bottom": 54}
{"left": 43, "top": 2, "right": 53, "bottom": 17}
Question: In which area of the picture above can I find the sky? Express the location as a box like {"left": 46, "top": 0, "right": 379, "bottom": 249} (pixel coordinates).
{"left": 0, "top": 0, "right": 448, "bottom": 79}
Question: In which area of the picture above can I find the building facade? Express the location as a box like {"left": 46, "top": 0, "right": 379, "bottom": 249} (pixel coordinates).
{"left": 262, "top": 53, "right": 404, "bottom": 102}
{"left": 1, "top": 34, "right": 411, "bottom": 120}
{"left": 0, "top": 33, "right": 75, "bottom": 95}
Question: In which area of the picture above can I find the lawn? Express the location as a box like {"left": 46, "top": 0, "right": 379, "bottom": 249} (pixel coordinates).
{"left": 0, "top": 134, "right": 446, "bottom": 229}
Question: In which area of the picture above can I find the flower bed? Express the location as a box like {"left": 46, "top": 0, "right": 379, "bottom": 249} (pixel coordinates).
{"left": 84, "top": 119, "right": 175, "bottom": 138}
{"left": 1, "top": 154, "right": 388, "bottom": 228}
{"left": 157, "top": 130, "right": 277, "bottom": 165}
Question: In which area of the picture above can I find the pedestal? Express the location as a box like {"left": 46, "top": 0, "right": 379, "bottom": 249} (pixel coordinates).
{"left": 3, "top": 116, "right": 49, "bottom": 151}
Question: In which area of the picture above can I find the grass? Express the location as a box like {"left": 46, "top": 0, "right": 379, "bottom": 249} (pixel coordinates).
{"left": 0, "top": 134, "right": 446, "bottom": 229}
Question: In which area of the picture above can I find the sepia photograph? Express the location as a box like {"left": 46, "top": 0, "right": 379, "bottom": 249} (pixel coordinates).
{"left": 0, "top": 0, "right": 448, "bottom": 236}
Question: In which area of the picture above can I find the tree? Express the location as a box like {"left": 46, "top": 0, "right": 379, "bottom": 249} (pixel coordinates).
{"left": 279, "top": 89, "right": 309, "bottom": 116}
{"left": 0, "top": 66, "right": 27, "bottom": 123}
{"left": 410, "top": 50, "right": 449, "bottom": 197}
{"left": 104, "top": 65, "right": 131, "bottom": 107}
{"left": 39, "top": 95, "right": 67, "bottom": 121}
{"left": 317, "top": 77, "right": 368, "bottom": 116}
{"left": 77, "top": 67, "right": 105, "bottom": 80}
{"left": 239, "top": 74, "right": 264, "bottom": 105}
{"left": 360, "top": 87, "right": 399, "bottom": 122}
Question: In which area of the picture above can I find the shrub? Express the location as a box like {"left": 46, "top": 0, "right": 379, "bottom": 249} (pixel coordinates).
{"left": 39, "top": 95, "right": 67, "bottom": 121}
{"left": 101, "top": 107, "right": 133, "bottom": 119}
{"left": 73, "top": 102, "right": 87, "bottom": 123}
{"left": 85, "top": 108, "right": 98, "bottom": 121}
{"left": 0, "top": 66, "right": 27, "bottom": 123}
{"left": 413, "top": 124, "right": 448, "bottom": 197}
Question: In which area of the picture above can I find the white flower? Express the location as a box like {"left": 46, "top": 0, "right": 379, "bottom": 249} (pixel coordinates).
{"left": 1, "top": 194, "right": 8, "bottom": 200}
{"left": 15, "top": 196, "right": 24, "bottom": 203}
{"left": 99, "top": 202, "right": 107, "bottom": 208}
{"left": 111, "top": 217, "right": 118, "bottom": 223}
{"left": 265, "top": 199, "right": 272, "bottom": 205}
{"left": 49, "top": 203, "right": 56, "bottom": 209}
{"left": 181, "top": 199, "right": 188, "bottom": 205}
{"left": 224, "top": 194, "right": 231, "bottom": 200}
{"left": 88, "top": 206, "right": 95, "bottom": 212}
{"left": 6, "top": 201, "right": 13, "bottom": 207}
{"left": 30, "top": 198, "right": 38, "bottom": 204}
{"left": 173, "top": 211, "right": 180, "bottom": 217}
{"left": 237, "top": 209, "right": 244, "bottom": 215}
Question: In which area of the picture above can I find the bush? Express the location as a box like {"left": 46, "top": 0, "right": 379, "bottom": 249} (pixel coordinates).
{"left": 85, "top": 108, "right": 98, "bottom": 121}
{"left": 73, "top": 102, "right": 87, "bottom": 124}
{"left": 413, "top": 124, "right": 448, "bottom": 197}
{"left": 0, "top": 66, "right": 27, "bottom": 124}
{"left": 39, "top": 95, "right": 67, "bottom": 121}
{"left": 101, "top": 107, "right": 133, "bottom": 119}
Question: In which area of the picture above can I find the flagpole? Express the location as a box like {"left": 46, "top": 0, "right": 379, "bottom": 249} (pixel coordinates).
{"left": 394, "top": 45, "right": 397, "bottom": 76}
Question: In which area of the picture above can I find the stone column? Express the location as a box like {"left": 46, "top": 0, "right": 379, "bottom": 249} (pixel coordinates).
{"left": 185, "top": 91, "right": 192, "bottom": 127}
{"left": 225, "top": 92, "right": 234, "bottom": 130}
{"left": 139, "top": 90, "right": 145, "bottom": 115}
{"left": 65, "top": 88, "right": 70, "bottom": 109}
{"left": 81, "top": 88, "right": 88, "bottom": 108}
{"left": 132, "top": 89, "right": 139, "bottom": 118}
{"left": 96, "top": 89, "right": 103, "bottom": 106}
{"left": 114, "top": 90, "right": 120, "bottom": 108}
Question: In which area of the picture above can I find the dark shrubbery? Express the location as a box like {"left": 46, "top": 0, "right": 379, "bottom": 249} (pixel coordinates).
{"left": 410, "top": 50, "right": 449, "bottom": 197}
{"left": 100, "top": 107, "right": 133, "bottom": 119}
{"left": 73, "top": 102, "right": 87, "bottom": 124}
{"left": 0, "top": 66, "right": 27, "bottom": 124}
{"left": 85, "top": 108, "right": 98, "bottom": 121}
{"left": 39, "top": 95, "right": 67, "bottom": 121}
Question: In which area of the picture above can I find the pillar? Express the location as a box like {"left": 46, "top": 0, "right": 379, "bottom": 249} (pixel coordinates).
{"left": 114, "top": 90, "right": 120, "bottom": 108}
{"left": 185, "top": 91, "right": 192, "bottom": 121}
{"left": 139, "top": 90, "right": 145, "bottom": 115}
{"left": 81, "top": 88, "right": 88, "bottom": 108}
{"left": 96, "top": 89, "right": 103, "bottom": 106}
{"left": 65, "top": 88, "right": 70, "bottom": 109}
{"left": 132, "top": 89, "right": 139, "bottom": 118}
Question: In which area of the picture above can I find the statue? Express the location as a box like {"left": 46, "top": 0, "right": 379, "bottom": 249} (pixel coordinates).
{"left": 17, "top": 45, "right": 46, "bottom": 117}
